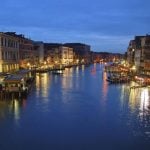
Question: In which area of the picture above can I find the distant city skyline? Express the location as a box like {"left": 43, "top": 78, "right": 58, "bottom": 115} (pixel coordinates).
{"left": 0, "top": 0, "right": 150, "bottom": 53}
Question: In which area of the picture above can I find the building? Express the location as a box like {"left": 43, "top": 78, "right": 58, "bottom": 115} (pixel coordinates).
{"left": 0, "top": 32, "right": 19, "bottom": 72}
{"left": 127, "top": 34, "right": 150, "bottom": 75}
{"left": 134, "top": 49, "right": 141, "bottom": 70}
{"left": 4, "top": 32, "right": 38, "bottom": 69}
{"left": 140, "top": 35, "right": 150, "bottom": 74}
{"left": 61, "top": 46, "right": 73, "bottom": 65}
{"left": 127, "top": 40, "right": 136, "bottom": 66}
{"left": 34, "top": 42, "right": 44, "bottom": 66}
{"left": 44, "top": 43, "right": 73, "bottom": 67}
{"left": 63, "top": 43, "right": 91, "bottom": 64}
{"left": 44, "top": 43, "right": 62, "bottom": 66}
{"left": 91, "top": 51, "right": 123, "bottom": 63}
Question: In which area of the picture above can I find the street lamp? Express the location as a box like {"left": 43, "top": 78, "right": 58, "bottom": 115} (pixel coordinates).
{"left": 27, "top": 62, "right": 30, "bottom": 69}
{"left": 132, "top": 65, "right": 136, "bottom": 70}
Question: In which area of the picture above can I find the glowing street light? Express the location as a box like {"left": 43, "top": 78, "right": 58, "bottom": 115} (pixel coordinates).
{"left": 132, "top": 65, "right": 136, "bottom": 70}
{"left": 27, "top": 62, "right": 30, "bottom": 69}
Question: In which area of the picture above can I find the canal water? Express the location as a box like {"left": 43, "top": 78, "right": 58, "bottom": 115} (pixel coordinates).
{"left": 0, "top": 64, "right": 150, "bottom": 150}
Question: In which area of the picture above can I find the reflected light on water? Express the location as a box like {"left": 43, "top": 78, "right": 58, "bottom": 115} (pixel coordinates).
{"left": 36, "top": 73, "right": 49, "bottom": 98}
{"left": 64, "top": 68, "right": 73, "bottom": 77}
{"left": 129, "top": 81, "right": 142, "bottom": 110}
{"left": 82, "top": 65, "right": 85, "bottom": 72}
{"left": 102, "top": 72, "right": 108, "bottom": 100}
{"left": 129, "top": 87, "right": 150, "bottom": 113}
{"left": 76, "top": 66, "right": 79, "bottom": 75}
{"left": 120, "top": 84, "right": 130, "bottom": 105}
{"left": 62, "top": 69, "right": 73, "bottom": 90}
{"left": 0, "top": 99, "right": 27, "bottom": 121}
{"left": 139, "top": 88, "right": 150, "bottom": 138}
{"left": 74, "top": 67, "right": 80, "bottom": 89}
{"left": 129, "top": 89, "right": 138, "bottom": 110}
{"left": 140, "top": 88, "right": 149, "bottom": 111}
{"left": 13, "top": 100, "right": 20, "bottom": 120}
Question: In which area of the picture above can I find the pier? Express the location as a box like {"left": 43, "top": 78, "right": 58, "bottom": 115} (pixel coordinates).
{"left": 0, "top": 70, "right": 35, "bottom": 100}
{"left": 130, "top": 84, "right": 148, "bottom": 89}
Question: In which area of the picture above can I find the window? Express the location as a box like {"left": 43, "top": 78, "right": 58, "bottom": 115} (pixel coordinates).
{"left": 2, "top": 51, "right": 4, "bottom": 59}
{"left": 8, "top": 39, "right": 10, "bottom": 47}
{"left": 5, "top": 38, "right": 7, "bottom": 47}
{"left": 1, "top": 38, "right": 3, "bottom": 46}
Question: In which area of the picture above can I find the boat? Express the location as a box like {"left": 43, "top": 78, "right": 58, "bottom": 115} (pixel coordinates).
{"left": 52, "top": 70, "right": 64, "bottom": 75}
{"left": 106, "top": 76, "right": 130, "bottom": 83}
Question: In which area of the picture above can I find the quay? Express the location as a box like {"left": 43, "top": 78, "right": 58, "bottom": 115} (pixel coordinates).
{"left": 130, "top": 84, "right": 148, "bottom": 89}
{"left": 32, "top": 63, "right": 90, "bottom": 74}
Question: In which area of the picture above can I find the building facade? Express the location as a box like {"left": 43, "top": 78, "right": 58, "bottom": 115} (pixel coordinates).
{"left": 0, "top": 32, "right": 19, "bottom": 72}
{"left": 140, "top": 36, "right": 150, "bottom": 74}
{"left": 60, "top": 46, "right": 73, "bottom": 65}
{"left": 4, "top": 32, "right": 39, "bottom": 69}
{"left": 0, "top": 32, "right": 92, "bottom": 72}
{"left": 127, "top": 34, "right": 150, "bottom": 75}
{"left": 44, "top": 43, "right": 62, "bottom": 67}
{"left": 63, "top": 43, "right": 91, "bottom": 64}
{"left": 34, "top": 42, "right": 44, "bottom": 67}
{"left": 127, "top": 40, "right": 136, "bottom": 66}
{"left": 44, "top": 43, "right": 73, "bottom": 67}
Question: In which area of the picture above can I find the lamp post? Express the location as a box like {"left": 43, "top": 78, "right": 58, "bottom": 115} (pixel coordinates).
{"left": 27, "top": 62, "right": 30, "bottom": 70}
{"left": 131, "top": 65, "right": 136, "bottom": 77}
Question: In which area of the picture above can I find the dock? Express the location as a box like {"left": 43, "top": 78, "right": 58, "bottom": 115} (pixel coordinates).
{"left": 0, "top": 70, "right": 35, "bottom": 100}
{"left": 130, "top": 85, "right": 148, "bottom": 89}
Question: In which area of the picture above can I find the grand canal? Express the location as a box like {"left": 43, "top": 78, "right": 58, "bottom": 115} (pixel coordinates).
{"left": 0, "top": 64, "right": 150, "bottom": 150}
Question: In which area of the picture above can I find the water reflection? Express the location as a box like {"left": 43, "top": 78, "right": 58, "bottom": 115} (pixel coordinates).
{"left": 129, "top": 88, "right": 150, "bottom": 112}
{"left": 61, "top": 68, "right": 74, "bottom": 104}
{"left": 36, "top": 73, "right": 50, "bottom": 98}
{"left": 0, "top": 64, "right": 150, "bottom": 149}
{"left": 13, "top": 100, "right": 20, "bottom": 120}
{"left": 0, "top": 99, "right": 27, "bottom": 121}
{"left": 76, "top": 66, "right": 79, "bottom": 75}
{"left": 140, "top": 88, "right": 150, "bottom": 112}
{"left": 81, "top": 65, "right": 85, "bottom": 72}
{"left": 129, "top": 89, "right": 139, "bottom": 110}
{"left": 129, "top": 87, "right": 150, "bottom": 138}
{"left": 102, "top": 72, "right": 108, "bottom": 100}
{"left": 0, "top": 101, "right": 9, "bottom": 120}
{"left": 74, "top": 66, "right": 80, "bottom": 89}
{"left": 63, "top": 68, "right": 73, "bottom": 77}
{"left": 120, "top": 84, "right": 130, "bottom": 106}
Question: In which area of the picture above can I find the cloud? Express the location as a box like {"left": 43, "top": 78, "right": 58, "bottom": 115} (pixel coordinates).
{"left": 0, "top": 0, "right": 150, "bottom": 52}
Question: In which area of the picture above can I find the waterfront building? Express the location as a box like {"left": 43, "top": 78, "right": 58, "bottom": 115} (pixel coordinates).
{"left": 34, "top": 42, "right": 44, "bottom": 67}
{"left": 134, "top": 49, "right": 141, "bottom": 70}
{"left": 3, "top": 32, "right": 38, "bottom": 69}
{"left": 127, "top": 40, "right": 136, "bottom": 66}
{"left": 91, "top": 51, "right": 123, "bottom": 63}
{"left": 44, "top": 43, "right": 73, "bottom": 67}
{"left": 0, "top": 32, "right": 19, "bottom": 72}
{"left": 140, "top": 35, "right": 150, "bottom": 74}
{"left": 61, "top": 46, "right": 74, "bottom": 65}
{"left": 63, "top": 43, "right": 91, "bottom": 64}
{"left": 44, "top": 43, "right": 62, "bottom": 67}
{"left": 127, "top": 34, "right": 150, "bottom": 75}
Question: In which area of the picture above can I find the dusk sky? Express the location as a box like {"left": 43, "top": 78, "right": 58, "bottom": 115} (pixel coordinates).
{"left": 0, "top": 0, "right": 150, "bottom": 53}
